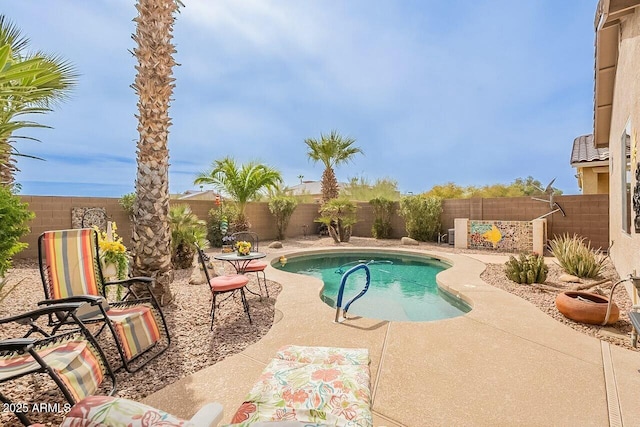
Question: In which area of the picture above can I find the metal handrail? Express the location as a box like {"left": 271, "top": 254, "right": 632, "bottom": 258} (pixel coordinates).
{"left": 334, "top": 263, "right": 370, "bottom": 323}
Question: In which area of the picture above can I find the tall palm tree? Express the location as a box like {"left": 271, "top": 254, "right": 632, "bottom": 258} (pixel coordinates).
{"left": 194, "top": 157, "right": 283, "bottom": 230}
{"left": 304, "top": 130, "right": 363, "bottom": 203}
{"left": 131, "top": 0, "right": 181, "bottom": 304}
{"left": 0, "top": 15, "right": 77, "bottom": 186}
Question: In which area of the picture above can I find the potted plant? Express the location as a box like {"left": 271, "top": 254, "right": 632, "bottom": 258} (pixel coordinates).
{"left": 236, "top": 240, "right": 252, "bottom": 256}
{"left": 96, "top": 222, "right": 128, "bottom": 280}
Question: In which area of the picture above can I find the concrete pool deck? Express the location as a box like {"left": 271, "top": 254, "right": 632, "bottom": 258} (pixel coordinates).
{"left": 144, "top": 246, "right": 640, "bottom": 426}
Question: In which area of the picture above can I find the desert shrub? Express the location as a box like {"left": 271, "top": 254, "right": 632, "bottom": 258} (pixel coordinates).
{"left": 399, "top": 195, "right": 442, "bottom": 241}
{"left": 317, "top": 198, "right": 357, "bottom": 243}
{"left": 268, "top": 195, "right": 298, "bottom": 240}
{"left": 119, "top": 192, "right": 136, "bottom": 218}
{"left": 206, "top": 204, "right": 240, "bottom": 247}
{"left": 169, "top": 204, "right": 207, "bottom": 269}
{"left": 549, "top": 233, "right": 606, "bottom": 278}
{"left": 0, "top": 186, "right": 34, "bottom": 278}
{"left": 370, "top": 197, "right": 395, "bottom": 239}
{"left": 504, "top": 253, "right": 548, "bottom": 284}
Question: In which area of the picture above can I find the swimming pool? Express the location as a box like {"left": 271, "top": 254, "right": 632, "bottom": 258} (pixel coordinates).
{"left": 275, "top": 251, "right": 471, "bottom": 322}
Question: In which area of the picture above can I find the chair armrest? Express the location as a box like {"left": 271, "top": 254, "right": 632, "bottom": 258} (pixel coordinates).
{"left": 38, "top": 295, "right": 104, "bottom": 306}
{"left": 0, "top": 338, "right": 36, "bottom": 352}
{"left": 188, "top": 402, "right": 224, "bottom": 427}
{"left": 104, "top": 276, "right": 153, "bottom": 287}
{"left": 0, "top": 303, "right": 85, "bottom": 325}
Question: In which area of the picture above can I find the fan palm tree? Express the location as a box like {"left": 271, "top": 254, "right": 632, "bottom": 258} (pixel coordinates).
{"left": 0, "top": 15, "right": 77, "bottom": 186}
{"left": 304, "top": 130, "right": 363, "bottom": 203}
{"left": 194, "top": 157, "right": 283, "bottom": 230}
{"left": 130, "top": 0, "right": 181, "bottom": 304}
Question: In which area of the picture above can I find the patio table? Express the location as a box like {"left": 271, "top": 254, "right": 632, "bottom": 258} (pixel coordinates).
{"left": 213, "top": 252, "right": 267, "bottom": 297}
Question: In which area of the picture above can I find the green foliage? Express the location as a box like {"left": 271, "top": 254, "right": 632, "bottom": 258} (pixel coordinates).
{"left": 268, "top": 195, "right": 298, "bottom": 240}
{"left": 0, "top": 186, "right": 34, "bottom": 277}
{"left": 504, "top": 253, "right": 548, "bottom": 284}
{"left": 194, "top": 157, "right": 282, "bottom": 228}
{"left": 305, "top": 130, "right": 363, "bottom": 202}
{"left": 341, "top": 176, "right": 401, "bottom": 202}
{"left": 169, "top": 204, "right": 207, "bottom": 269}
{"left": 119, "top": 192, "right": 136, "bottom": 217}
{"left": 399, "top": 195, "right": 442, "bottom": 241}
{"left": 206, "top": 204, "right": 240, "bottom": 247}
{"left": 0, "top": 15, "right": 78, "bottom": 181}
{"left": 317, "top": 198, "right": 357, "bottom": 243}
{"left": 549, "top": 233, "right": 606, "bottom": 279}
{"left": 369, "top": 197, "right": 395, "bottom": 239}
{"left": 423, "top": 176, "right": 563, "bottom": 199}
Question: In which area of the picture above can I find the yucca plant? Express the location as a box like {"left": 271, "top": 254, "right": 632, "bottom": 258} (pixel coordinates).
{"left": 549, "top": 233, "right": 606, "bottom": 279}
{"left": 504, "top": 253, "right": 548, "bottom": 284}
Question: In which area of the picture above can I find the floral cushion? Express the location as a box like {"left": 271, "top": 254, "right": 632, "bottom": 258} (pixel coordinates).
{"left": 60, "top": 395, "right": 192, "bottom": 427}
{"left": 225, "top": 346, "right": 372, "bottom": 427}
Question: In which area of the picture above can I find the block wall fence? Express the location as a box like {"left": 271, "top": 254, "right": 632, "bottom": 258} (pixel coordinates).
{"left": 15, "top": 194, "right": 609, "bottom": 259}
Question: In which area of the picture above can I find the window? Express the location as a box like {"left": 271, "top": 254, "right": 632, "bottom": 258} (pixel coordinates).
{"left": 621, "top": 121, "right": 632, "bottom": 234}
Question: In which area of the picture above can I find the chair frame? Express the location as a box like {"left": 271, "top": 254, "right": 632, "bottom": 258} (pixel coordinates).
{"left": 37, "top": 229, "right": 171, "bottom": 373}
{"left": 230, "top": 231, "right": 269, "bottom": 298}
{"left": 0, "top": 303, "right": 117, "bottom": 426}
{"left": 196, "top": 245, "right": 252, "bottom": 330}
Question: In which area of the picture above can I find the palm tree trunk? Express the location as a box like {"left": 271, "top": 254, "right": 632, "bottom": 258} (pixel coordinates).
{"left": 0, "top": 139, "right": 16, "bottom": 186}
{"left": 131, "top": 0, "right": 179, "bottom": 304}
{"left": 321, "top": 167, "right": 339, "bottom": 203}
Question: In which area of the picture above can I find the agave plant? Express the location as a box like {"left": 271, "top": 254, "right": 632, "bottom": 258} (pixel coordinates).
{"left": 549, "top": 233, "right": 607, "bottom": 279}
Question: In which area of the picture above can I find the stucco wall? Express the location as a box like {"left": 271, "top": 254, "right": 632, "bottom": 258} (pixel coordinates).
{"left": 580, "top": 166, "right": 609, "bottom": 194}
{"left": 607, "top": 10, "right": 640, "bottom": 280}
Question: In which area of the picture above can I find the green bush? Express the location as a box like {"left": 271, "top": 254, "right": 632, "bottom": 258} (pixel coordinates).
{"left": 268, "top": 195, "right": 298, "bottom": 240}
{"left": 0, "top": 187, "right": 34, "bottom": 278}
{"left": 206, "top": 204, "right": 240, "bottom": 247}
{"left": 399, "top": 195, "right": 442, "bottom": 241}
{"left": 119, "top": 192, "right": 136, "bottom": 218}
{"left": 169, "top": 204, "right": 207, "bottom": 269}
{"left": 504, "top": 253, "right": 548, "bottom": 284}
{"left": 370, "top": 197, "right": 395, "bottom": 239}
{"left": 549, "top": 233, "right": 606, "bottom": 279}
{"left": 317, "top": 198, "right": 357, "bottom": 243}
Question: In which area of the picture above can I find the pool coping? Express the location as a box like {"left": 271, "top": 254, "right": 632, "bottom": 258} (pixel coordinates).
{"left": 143, "top": 245, "right": 640, "bottom": 426}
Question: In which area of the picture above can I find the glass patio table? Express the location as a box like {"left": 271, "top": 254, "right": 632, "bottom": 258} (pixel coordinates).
{"left": 213, "top": 251, "right": 267, "bottom": 274}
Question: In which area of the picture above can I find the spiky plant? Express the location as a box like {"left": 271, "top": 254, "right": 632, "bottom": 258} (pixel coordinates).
{"left": 549, "top": 233, "right": 607, "bottom": 279}
{"left": 504, "top": 253, "right": 548, "bottom": 284}
{"left": 130, "top": 0, "right": 182, "bottom": 304}
{"left": 169, "top": 204, "right": 207, "bottom": 269}
{"left": 304, "top": 130, "right": 363, "bottom": 203}
{"left": 0, "top": 15, "right": 77, "bottom": 185}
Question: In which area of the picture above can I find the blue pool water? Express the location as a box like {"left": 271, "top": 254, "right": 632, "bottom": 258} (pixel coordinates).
{"left": 276, "top": 252, "right": 471, "bottom": 322}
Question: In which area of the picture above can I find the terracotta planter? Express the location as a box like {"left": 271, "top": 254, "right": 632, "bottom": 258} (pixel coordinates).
{"left": 555, "top": 291, "right": 619, "bottom": 325}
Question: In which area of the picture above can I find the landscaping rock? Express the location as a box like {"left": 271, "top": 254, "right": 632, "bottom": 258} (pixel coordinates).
{"left": 269, "top": 241, "right": 283, "bottom": 249}
{"left": 559, "top": 273, "right": 582, "bottom": 283}
{"left": 401, "top": 237, "right": 419, "bottom": 246}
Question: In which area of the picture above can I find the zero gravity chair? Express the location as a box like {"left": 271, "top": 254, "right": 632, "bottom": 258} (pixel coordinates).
{"left": 38, "top": 229, "right": 170, "bottom": 373}
{"left": 0, "top": 303, "right": 116, "bottom": 426}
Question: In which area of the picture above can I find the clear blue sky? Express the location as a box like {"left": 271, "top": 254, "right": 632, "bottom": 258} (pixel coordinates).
{"left": 8, "top": 0, "right": 597, "bottom": 197}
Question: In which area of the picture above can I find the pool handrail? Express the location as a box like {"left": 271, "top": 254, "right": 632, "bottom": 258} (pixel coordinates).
{"left": 335, "top": 263, "right": 371, "bottom": 323}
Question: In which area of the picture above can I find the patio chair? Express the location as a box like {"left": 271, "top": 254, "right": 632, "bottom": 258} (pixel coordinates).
{"left": 225, "top": 345, "right": 373, "bottom": 426}
{"left": 231, "top": 231, "right": 269, "bottom": 298}
{"left": 196, "top": 244, "right": 252, "bottom": 330}
{"left": 37, "top": 228, "right": 170, "bottom": 373}
{"left": 0, "top": 303, "right": 116, "bottom": 426}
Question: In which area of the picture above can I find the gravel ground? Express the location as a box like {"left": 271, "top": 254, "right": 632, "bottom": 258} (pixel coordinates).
{"left": 0, "top": 237, "right": 636, "bottom": 426}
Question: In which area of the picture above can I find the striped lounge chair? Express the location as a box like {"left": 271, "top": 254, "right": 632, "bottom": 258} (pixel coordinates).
{"left": 38, "top": 229, "right": 170, "bottom": 373}
{"left": 0, "top": 303, "right": 116, "bottom": 426}
{"left": 225, "top": 345, "right": 373, "bottom": 427}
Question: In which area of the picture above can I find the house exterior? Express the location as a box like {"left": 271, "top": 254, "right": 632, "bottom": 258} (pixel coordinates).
{"left": 570, "top": 134, "right": 610, "bottom": 194}
{"left": 593, "top": 0, "right": 640, "bottom": 298}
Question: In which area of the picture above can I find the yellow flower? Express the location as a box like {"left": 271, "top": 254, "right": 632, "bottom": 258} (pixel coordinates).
{"left": 236, "top": 240, "right": 252, "bottom": 255}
